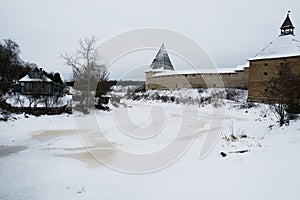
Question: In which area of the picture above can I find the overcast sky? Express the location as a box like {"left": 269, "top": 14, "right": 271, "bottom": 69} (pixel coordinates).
{"left": 1, "top": 0, "right": 300, "bottom": 80}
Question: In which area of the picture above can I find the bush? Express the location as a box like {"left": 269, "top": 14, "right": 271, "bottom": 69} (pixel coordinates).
{"left": 239, "top": 102, "right": 257, "bottom": 109}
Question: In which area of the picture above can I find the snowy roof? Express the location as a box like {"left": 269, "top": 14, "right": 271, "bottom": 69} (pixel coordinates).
{"left": 19, "top": 74, "right": 52, "bottom": 82}
{"left": 145, "top": 68, "right": 170, "bottom": 73}
{"left": 249, "top": 35, "right": 300, "bottom": 61}
{"left": 148, "top": 43, "right": 175, "bottom": 71}
{"left": 152, "top": 63, "right": 249, "bottom": 77}
{"left": 234, "top": 62, "right": 249, "bottom": 71}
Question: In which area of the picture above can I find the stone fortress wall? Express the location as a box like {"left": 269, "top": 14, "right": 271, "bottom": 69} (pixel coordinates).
{"left": 146, "top": 66, "right": 249, "bottom": 90}
{"left": 145, "top": 13, "right": 300, "bottom": 104}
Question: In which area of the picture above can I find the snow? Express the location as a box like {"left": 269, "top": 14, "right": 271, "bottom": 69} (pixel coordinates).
{"left": 19, "top": 74, "right": 52, "bottom": 82}
{"left": 235, "top": 62, "right": 249, "bottom": 70}
{"left": 250, "top": 34, "right": 300, "bottom": 60}
{"left": 1, "top": 89, "right": 300, "bottom": 200}
{"left": 5, "top": 94, "right": 72, "bottom": 107}
{"left": 145, "top": 68, "right": 171, "bottom": 72}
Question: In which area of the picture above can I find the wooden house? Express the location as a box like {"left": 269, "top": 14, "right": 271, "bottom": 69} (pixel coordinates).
{"left": 13, "top": 67, "right": 64, "bottom": 97}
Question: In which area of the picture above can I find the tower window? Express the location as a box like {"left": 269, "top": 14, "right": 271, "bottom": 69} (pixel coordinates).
{"left": 264, "top": 72, "right": 268, "bottom": 76}
{"left": 264, "top": 63, "right": 268, "bottom": 66}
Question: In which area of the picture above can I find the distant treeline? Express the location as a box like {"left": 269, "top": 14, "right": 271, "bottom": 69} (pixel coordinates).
{"left": 65, "top": 80, "right": 145, "bottom": 88}
{"left": 65, "top": 80, "right": 144, "bottom": 87}
{"left": 111, "top": 80, "right": 145, "bottom": 87}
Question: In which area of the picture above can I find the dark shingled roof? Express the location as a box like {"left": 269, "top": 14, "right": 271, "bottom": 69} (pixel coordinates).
{"left": 281, "top": 13, "right": 294, "bottom": 29}
{"left": 280, "top": 12, "right": 295, "bottom": 36}
{"left": 150, "top": 43, "right": 174, "bottom": 71}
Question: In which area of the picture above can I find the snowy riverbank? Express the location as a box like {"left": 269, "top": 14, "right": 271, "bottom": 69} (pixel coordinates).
{"left": 1, "top": 93, "right": 300, "bottom": 200}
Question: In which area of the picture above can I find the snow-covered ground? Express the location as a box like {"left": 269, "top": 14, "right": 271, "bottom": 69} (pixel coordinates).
{"left": 5, "top": 94, "right": 72, "bottom": 108}
{"left": 1, "top": 89, "right": 300, "bottom": 200}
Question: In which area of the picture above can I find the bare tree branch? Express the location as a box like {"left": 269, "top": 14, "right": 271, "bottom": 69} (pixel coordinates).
{"left": 61, "top": 36, "right": 110, "bottom": 114}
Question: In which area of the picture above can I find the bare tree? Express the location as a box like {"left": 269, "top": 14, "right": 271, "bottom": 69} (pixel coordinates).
{"left": 265, "top": 63, "right": 300, "bottom": 126}
{"left": 41, "top": 96, "right": 62, "bottom": 109}
{"left": 62, "top": 37, "right": 109, "bottom": 114}
{"left": 26, "top": 95, "right": 37, "bottom": 108}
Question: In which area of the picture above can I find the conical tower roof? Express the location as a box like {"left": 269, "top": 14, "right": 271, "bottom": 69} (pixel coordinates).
{"left": 149, "top": 43, "right": 174, "bottom": 71}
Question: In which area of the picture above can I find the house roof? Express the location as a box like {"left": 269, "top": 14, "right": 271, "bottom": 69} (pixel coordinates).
{"left": 148, "top": 43, "right": 175, "bottom": 71}
{"left": 19, "top": 74, "right": 53, "bottom": 82}
{"left": 19, "top": 67, "right": 53, "bottom": 82}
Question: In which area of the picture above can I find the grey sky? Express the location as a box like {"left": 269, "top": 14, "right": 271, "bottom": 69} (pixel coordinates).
{"left": 1, "top": 0, "right": 300, "bottom": 80}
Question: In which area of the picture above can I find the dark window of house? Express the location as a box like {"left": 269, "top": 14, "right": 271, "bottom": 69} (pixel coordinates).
{"left": 31, "top": 72, "right": 40, "bottom": 78}
{"left": 280, "top": 62, "right": 285, "bottom": 66}
{"left": 264, "top": 63, "right": 268, "bottom": 66}
{"left": 33, "top": 83, "right": 39, "bottom": 89}
{"left": 265, "top": 88, "right": 268, "bottom": 92}
{"left": 185, "top": 74, "right": 187, "bottom": 77}
{"left": 264, "top": 72, "right": 268, "bottom": 76}
{"left": 26, "top": 83, "right": 32, "bottom": 89}
{"left": 192, "top": 74, "right": 195, "bottom": 77}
